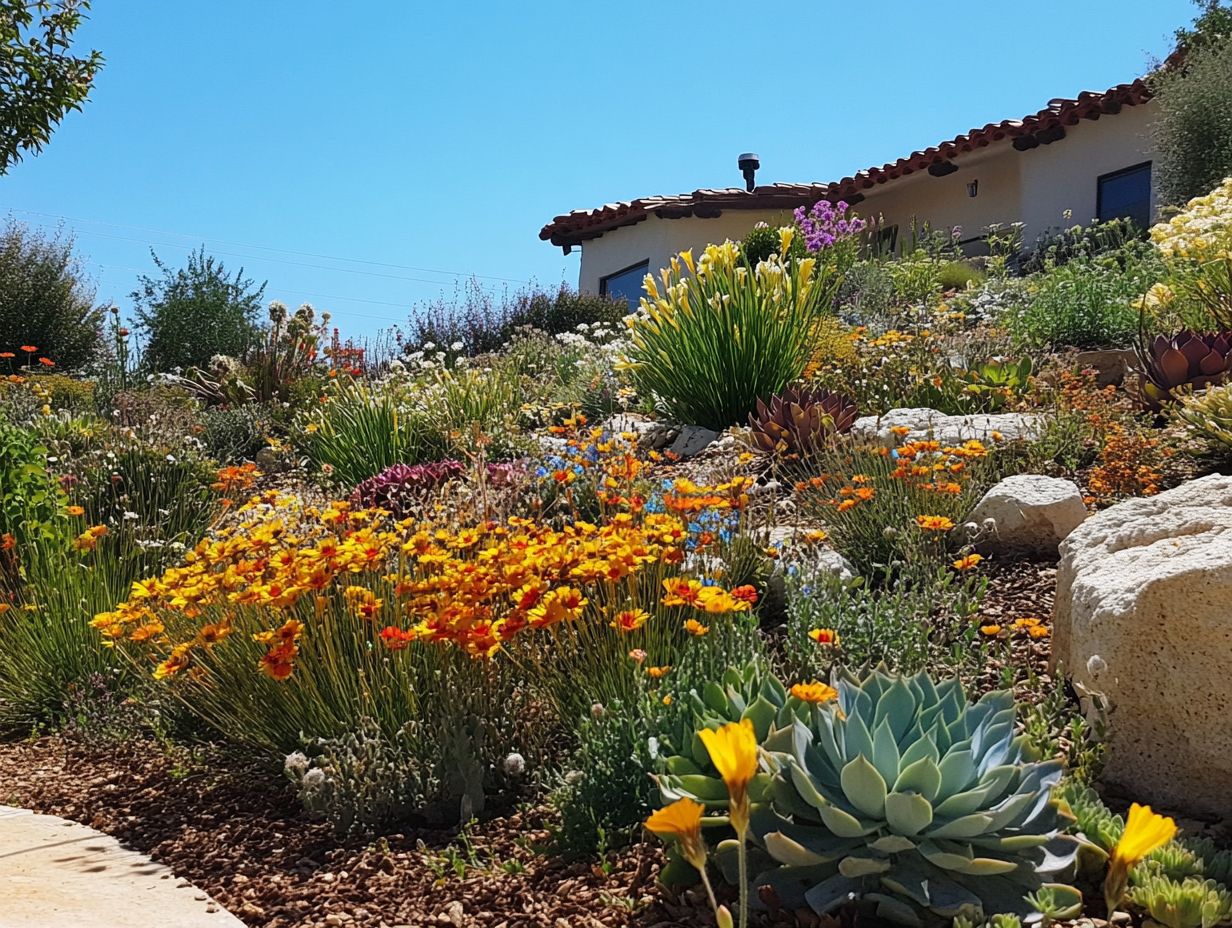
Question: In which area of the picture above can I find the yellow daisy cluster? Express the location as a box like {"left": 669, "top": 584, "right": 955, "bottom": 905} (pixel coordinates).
{"left": 1151, "top": 176, "right": 1232, "bottom": 261}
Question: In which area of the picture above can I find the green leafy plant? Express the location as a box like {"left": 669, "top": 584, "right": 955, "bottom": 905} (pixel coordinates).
{"left": 623, "top": 239, "right": 843, "bottom": 429}
{"left": 1130, "top": 875, "right": 1232, "bottom": 928}
{"left": 0, "top": 0, "right": 103, "bottom": 174}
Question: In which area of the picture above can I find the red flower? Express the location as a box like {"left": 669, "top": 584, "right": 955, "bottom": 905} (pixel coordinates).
{"left": 38, "top": 357, "right": 54, "bottom": 367}
{"left": 731, "top": 584, "right": 759, "bottom": 604}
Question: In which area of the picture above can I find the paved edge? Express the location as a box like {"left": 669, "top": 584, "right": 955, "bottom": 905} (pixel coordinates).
{"left": 0, "top": 804, "right": 246, "bottom": 928}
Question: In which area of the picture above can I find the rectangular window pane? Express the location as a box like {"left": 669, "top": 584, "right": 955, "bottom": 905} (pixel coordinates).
{"left": 1098, "top": 162, "right": 1152, "bottom": 230}
{"left": 600, "top": 261, "right": 649, "bottom": 306}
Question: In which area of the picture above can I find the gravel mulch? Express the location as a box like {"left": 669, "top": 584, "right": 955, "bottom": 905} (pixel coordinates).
{"left": 0, "top": 738, "right": 725, "bottom": 928}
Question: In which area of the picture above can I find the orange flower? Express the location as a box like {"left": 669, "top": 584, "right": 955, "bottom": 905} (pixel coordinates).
{"left": 19, "top": 345, "right": 37, "bottom": 353}
{"left": 916, "top": 515, "right": 955, "bottom": 531}
{"left": 979, "top": 624, "right": 1002, "bottom": 636}
{"left": 0, "top": 352, "right": 13, "bottom": 358}
{"left": 646, "top": 665, "right": 671, "bottom": 678}
{"left": 38, "top": 357, "right": 54, "bottom": 367}
{"left": 65, "top": 505, "right": 85, "bottom": 517}
{"left": 808, "top": 627, "right": 840, "bottom": 646}
{"left": 0, "top": 533, "right": 14, "bottom": 550}
{"left": 790, "top": 681, "right": 839, "bottom": 704}
{"left": 952, "top": 553, "right": 983, "bottom": 571}
{"left": 730, "top": 585, "right": 758, "bottom": 605}
{"left": 683, "top": 618, "right": 709, "bottom": 637}
{"left": 610, "top": 608, "right": 650, "bottom": 633}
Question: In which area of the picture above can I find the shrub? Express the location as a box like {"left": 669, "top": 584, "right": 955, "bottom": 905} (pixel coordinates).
{"left": 937, "top": 260, "right": 986, "bottom": 292}
{"left": 132, "top": 247, "right": 266, "bottom": 373}
{"left": 199, "top": 404, "right": 272, "bottom": 462}
{"left": 1150, "top": 177, "right": 1232, "bottom": 330}
{"left": 1021, "top": 217, "right": 1144, "bottom": 275}
{"left": 1005, "top": 245, "right": 1162, "bottom": 349}
{"left": 407, "top": 281, "right": 629, "bottom": 360}
{"left": 1153, "top": 34, "right": 1232, "bottom": 207}
{"left": 550, "top": 697, "right": 658, "bottom": 858}
{"left": 624, "top": 237, "right": 844, "bottom": 429}
{"left": 742, "top": 222, "right": 806, "bottom": 267}
{"left": 783, "top": 567, "right": 986, "bottom": 682}
{"left": 0, "top": 221, "right": 103, "bottom": 369}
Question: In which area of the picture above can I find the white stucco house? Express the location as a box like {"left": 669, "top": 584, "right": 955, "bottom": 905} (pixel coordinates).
{"left": 540, "top": 78, "right": 1157, "bottom": 305}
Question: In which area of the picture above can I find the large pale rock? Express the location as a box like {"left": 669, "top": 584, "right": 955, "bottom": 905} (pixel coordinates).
{"left": 966, "top": 475, "right": 1088, "bottom": 555}
{"left": 852, "top": 407, "right": 1043, "bottom": 446}
{"left": 1053, "top": 474, "right": 1232, "bottom": 819}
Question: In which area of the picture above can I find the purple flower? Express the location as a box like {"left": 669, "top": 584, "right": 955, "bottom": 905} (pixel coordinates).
{"left": 795, "top": 199, "right": 867, "bottom": 253}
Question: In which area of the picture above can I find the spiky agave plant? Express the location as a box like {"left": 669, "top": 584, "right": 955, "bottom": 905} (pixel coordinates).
{"left": 1137, "top": 329, "right": 1232, "bottom": 410}
{"left": 656, "top": 666, "right": 1082, "bottom": 926}
{"left": 748, "top": 386, "right": 857, "bottom": 460}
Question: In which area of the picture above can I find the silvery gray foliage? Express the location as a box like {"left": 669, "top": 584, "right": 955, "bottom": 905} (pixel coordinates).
{"left": 755, "top": 670, "right": 1080, "bottom": 925}
{"left": 657, "top": 667, "right": 1081, "bottom": 927}
{"left": 282, "top": 717, "right": 488, "bottom": 835}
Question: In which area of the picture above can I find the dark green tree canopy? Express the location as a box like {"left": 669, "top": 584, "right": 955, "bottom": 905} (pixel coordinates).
{"left": 131, "top": 247, "right": 267, "bottom": 373}
{"left": 1153, "top": 2, "right": 1232, "bottom": 206}
{"left": 0, "top": 219, "right": 102, "bottom": 368}
{"left": 0, "top": 0, "right": 102, "bottom": 175}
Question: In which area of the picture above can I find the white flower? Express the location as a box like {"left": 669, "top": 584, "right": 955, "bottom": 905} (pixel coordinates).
{"left": 301, "top": 767, "right": 327, "bottom": 791}
{"left": 450, "top": 341, "right": 463, "bottom": 352}
{"left": 502, "top": 753, "right": 526, "bottom": 777}
{"left": 284, "top": 751, "right": 309, "bottom": 776}
{"left": 1086, "top": 654, "right": 1108, "bottom": 676}
{"left": 123, "top": 511, "right": 139, "bottom": 521}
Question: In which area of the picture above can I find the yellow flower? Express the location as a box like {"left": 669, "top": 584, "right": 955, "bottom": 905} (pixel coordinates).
{"left": 1105, "top": 803, "right": 1177, "bottom": 914}
{"left": 610, "top": 608, "right": 650, "bottom": 633}
{"left": 952, "top": 553, "right": 983, "bottom": 571}
{"left": 790, "top": 681, "right": 839, "bottom": 705}
{"left": 683, "top": 618, "right": 710, "bottom": 637}
{"left": 979, "top": 624, "right": 1002, "bottom": 636}
{"left": 65, "top": 505, "right": 85, "bottom": 517}
{"left": 698, "top": 719, "right": 758, "bottom": 837}
{"left": 645, "top": 798, "right": 707, "bottom": 870}
{"left": 647, "top": 665, "right": 671, "bottom": 678}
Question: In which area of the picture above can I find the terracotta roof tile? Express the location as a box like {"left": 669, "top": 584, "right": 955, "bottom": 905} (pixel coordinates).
{"left": 540, "top": 78, "right": 1153, "bottom": 247}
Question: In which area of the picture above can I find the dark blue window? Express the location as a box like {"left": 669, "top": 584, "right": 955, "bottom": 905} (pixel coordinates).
{"left": 600, "top": 260, "right": 649, "bottom": 306}
{"left": 1098, "top": 162, "right": 1152, "bottom": 230}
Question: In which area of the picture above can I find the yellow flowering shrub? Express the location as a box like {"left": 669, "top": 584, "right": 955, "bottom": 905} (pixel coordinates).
{"left": 1150, "top": 177, "right": 1232, "bottom": 329}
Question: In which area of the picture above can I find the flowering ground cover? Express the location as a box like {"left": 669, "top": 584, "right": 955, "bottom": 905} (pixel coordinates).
{"left": 4, "top": 181, "right": 1232, "bottom": 927}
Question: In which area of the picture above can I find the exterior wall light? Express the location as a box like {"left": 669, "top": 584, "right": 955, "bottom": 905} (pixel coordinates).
{"left": 967, "top": 179, "right": 979, "bottom": 198}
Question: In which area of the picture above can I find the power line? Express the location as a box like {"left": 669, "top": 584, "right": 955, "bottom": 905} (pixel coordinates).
{"left": 0, "top": 206, "right": 536, "bottom": 285}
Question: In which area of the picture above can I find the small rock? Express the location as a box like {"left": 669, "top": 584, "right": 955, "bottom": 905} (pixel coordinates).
{"left": 852, "top": 407, "right": 1042, "bottom": 446}
{"left": 667, "top": 425, "right": 720, "bottom": 458}
{"left": 965, "top": 474, "right": 1088, "bottom": 555}
{"left": 442, "top": 901, "right": 465, "bottom": 927}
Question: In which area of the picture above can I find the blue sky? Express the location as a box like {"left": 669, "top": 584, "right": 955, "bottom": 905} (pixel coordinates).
{"left": 0, "top": 0, "right": 1197, "bottom": 339}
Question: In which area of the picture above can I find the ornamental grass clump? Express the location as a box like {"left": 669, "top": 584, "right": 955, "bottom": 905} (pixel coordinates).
{"left": 623, "top": 232, "right": 844, "bottom": 430}
{"left": 796, "top": 435, "right": 1000, "bottom": 578}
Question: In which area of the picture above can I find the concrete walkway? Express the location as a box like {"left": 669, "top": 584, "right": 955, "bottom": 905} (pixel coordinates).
{"left": 0, "top": 805, "right": 244, "bottom": 928}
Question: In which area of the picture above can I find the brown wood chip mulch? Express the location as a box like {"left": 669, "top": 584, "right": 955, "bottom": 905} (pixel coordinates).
{"left": 0, "top": 737, "right": 727, "bottom": 928}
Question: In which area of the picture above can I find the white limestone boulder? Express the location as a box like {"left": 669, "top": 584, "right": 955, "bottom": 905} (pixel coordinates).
{"left": 852, "top": 407, "right": 1043, "bottom": 446}
{"left": 966, "top": 474, "right": 1088, "bottom": 555}
{"left": 1052, "top": 474, "right": 1232, "bottom": 819}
